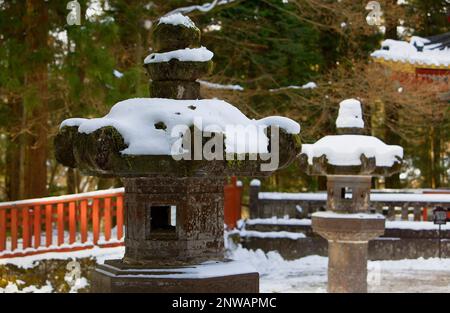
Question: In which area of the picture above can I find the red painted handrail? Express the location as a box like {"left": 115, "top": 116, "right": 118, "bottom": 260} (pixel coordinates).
{"left": 0, "top": 188, "right": 125, "bottom": 258}
{"left": 0, "top": 182, "right": 243, "bottom": 258}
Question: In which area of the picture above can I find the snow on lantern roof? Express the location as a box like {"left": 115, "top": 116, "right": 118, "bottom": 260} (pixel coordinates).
{"left": 371, "top": 33, "right": 450, "bottom": 69}
{"left": 299, "top": 98, "right": 403, "bottom": 174}
{"left": 159, "top": 13, "right": 196, "bottom": 29}
{"left": 61, "top": 98, "right": 300, "bottom": 156}
{"left": 301, "top": 135, "right": 403, "bottom": 167}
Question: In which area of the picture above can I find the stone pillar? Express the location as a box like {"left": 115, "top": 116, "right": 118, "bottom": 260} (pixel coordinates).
{"left": 328, "top": 241, "right": 368, "bottom": 293}
{"left": 312, "top": 213, "right": 385, "bottom": 293}
{"left": 249, "top": 180, "right": 261, "bottom": 219}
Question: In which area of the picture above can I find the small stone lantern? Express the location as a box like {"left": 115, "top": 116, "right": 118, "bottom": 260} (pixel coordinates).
{"left": 55, "top": 14, "right": 301, "bottom": 293}
{"left": 299, "top": 99, "right": 403, "bottom": 293}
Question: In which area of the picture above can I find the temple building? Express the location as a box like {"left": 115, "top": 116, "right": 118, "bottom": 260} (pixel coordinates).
{"left": 371, "top": 32, "right": 450, "bottom": 100}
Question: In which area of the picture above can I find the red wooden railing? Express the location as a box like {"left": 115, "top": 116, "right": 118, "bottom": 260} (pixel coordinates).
{"left": 0, "top": 188, "right": 125, "bottom": 259}
{"left": 0, "top": 179, "right": 244, "bottom": 258}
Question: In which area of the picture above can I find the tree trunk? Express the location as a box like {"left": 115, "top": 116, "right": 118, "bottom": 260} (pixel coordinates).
{"left": 384, "top": 102, "right": 401, "bottom": 188}
{"left": 5, "top": 133, "right": 21, "bottom": 201}
{"left": 23, "top": 0, "right": 49, "bottom": 199}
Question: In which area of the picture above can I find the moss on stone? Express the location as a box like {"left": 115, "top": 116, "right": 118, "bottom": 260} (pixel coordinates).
{"left": 152, "top": 23, "right": 201, "bottom": 53}
{"left": 150, "top": 81, "right": 201, "bottom": 100}
{"left": 145, "top": 60, "right": 213, "bottom": 81}
{"left": 54, "top": 126, "right": 79, "bottom": 168}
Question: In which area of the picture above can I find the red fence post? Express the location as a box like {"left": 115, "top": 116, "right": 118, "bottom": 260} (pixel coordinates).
{"left": 45, "top": 204, "right": 52, "bottom": 247}
{"left": 57, "top": 203, "right": 64, "bottom": 245}
{"left": 423, "top": 207, "right": 428, "bottom": 221}
{"left": 224, "top": 176, "right": 240, "bottom": 230}
{"left": 34, "top": 205, "right": 41, "bottom": 248}
{"left": 11, "top": 208, "right": 18, "bottom": 250}
{"left": 116, "top": 196, "right": 124, "bottom": 240}
{"left": 104, "top": 198, "right": 112, "bottom": 242}
{"left": 92, "top": 199, "right": 100, "bottom": 244}
{"left": 80, "top": 200, "right": 88, "bottom": 243}
{"left": 0, "top": 208, "right": 6, "bottom": 251}
{"left": 69, "top": 201, "right": 76, "bottom": 244}
{"left": 22, "top": 207, "right": 30, "bottom": 249}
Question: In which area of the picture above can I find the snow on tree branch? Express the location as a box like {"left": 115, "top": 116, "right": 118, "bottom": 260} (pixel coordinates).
{"left": 164, "top": 0, "right": 238, "bottom": 17}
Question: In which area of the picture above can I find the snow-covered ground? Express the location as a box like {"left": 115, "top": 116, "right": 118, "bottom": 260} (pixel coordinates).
{"left": 230, "top": 246, "right": 450, "bottom": 293}
{"left": 2, "top": 244, "right": 450, "bottom": 293}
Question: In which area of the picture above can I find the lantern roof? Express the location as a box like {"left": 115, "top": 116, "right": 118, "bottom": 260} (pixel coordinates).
{"left": 299, "top": 99, "right": 403, "bottom": 177}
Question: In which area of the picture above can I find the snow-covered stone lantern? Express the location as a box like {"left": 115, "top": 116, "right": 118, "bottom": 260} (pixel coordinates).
{"left": 299, "top": 99, "right": 403, "bottom": 293}
{"left": 54, "top": 13, "right": 301, "bottom": 293}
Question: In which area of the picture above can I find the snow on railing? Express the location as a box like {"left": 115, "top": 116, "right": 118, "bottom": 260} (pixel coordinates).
{"left": 258, "top": 191, "right": 450, "bottom": 203}
{"left": 250, "top": 184, "right": 450, "bottom": 222}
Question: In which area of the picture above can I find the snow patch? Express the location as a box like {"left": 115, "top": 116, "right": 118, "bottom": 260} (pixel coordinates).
{"left": 158, "top": 13, "right": 196, "bottom": 28}
{"left": 198, "top": 80, "right": 244, "bottom": 91}
{"left": 269, "top": 82, "right": 317, "bottom": 92}
{"left": 386, "top": 221, "right": 450, "bottom": 231}
{"left": 246, "top": 217, "right": 312, "bottom": 226}
{"left": 113, "top": 69, "right": 123, "bottom": 78}
{"left": 0, "top": 246, "right": 125, "bottom": 269}
{"left": 237, "top": 229, "right": 306, "bottom": 240}
{"left": 259, "top": 191, "right": 450, "bottom": 204}
{"left": 144, "top": 47, "right": 213, "bottom": 64}
{"left": 313, "top": 211, "right": 385, "bottom": 220}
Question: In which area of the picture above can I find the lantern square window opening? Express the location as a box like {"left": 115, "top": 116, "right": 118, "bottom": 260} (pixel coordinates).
{"left": 146, "top": 205, "right": 177, "bottom": 238}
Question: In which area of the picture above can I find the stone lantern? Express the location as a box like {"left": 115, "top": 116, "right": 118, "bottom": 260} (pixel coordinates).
{"left": 299, "top": 99, "right": 403, "bottom": 293}
{"left": 54, "top": 14, "right": 301, "bottom": 293}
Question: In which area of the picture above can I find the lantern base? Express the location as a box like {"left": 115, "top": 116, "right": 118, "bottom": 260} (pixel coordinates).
{"left": 312, "top": 212, "right": 385, "bottom": 293}
{"left": 91, "top": 259, "right": 259, "bottom": 293}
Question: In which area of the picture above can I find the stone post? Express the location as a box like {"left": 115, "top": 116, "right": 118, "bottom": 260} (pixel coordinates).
{"left": 145, "top": 16, "right": 212, "bottom": 100}
{"left": 249, "top": 179, "right": 261, "bottom": 219}
{"left": 328, "top": 241, "right": 368, "bottom": 293}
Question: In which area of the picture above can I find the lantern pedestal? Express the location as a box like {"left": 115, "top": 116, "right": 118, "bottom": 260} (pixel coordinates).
{"left": 92, "top": 259, "right": 259, "bottom": 293}
{"left": 312, "top": 213, "right": 385, "bottom": 293}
